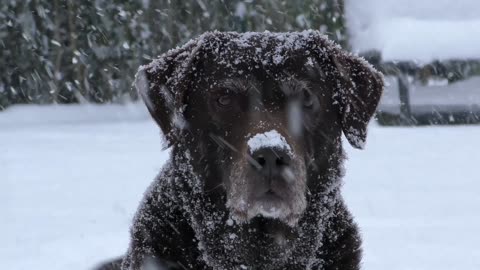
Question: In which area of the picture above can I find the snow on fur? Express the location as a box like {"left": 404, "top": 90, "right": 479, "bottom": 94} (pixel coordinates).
{"left": 247, "top": 130, "right": 293, "bottom": 156}
{"left": 126, "top": 30, "right": 383, "bottom": 269}
{"left": 134, "top": 30, "right": 383, "bottom": 147}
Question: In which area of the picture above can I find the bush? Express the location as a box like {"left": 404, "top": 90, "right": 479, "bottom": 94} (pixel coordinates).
{"left": 0, "top": 0, "right": 346, "bottom": 110}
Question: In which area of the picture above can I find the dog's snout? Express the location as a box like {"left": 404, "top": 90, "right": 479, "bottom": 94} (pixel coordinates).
{"left": 250, "top": 148, "right": 290, "bottom": 175}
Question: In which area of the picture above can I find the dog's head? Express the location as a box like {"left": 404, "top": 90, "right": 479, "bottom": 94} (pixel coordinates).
{"left": 136, "top": 31, "right": 383, "bottom": 228}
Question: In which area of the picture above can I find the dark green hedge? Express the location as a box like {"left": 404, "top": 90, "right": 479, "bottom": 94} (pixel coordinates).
{"left": 0, "top": 0, "right": 346, "bottom": 110}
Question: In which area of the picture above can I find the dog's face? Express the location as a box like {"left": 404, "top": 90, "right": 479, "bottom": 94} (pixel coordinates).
{"left": 186, "top": 56, "right": 342, "bottom": 226}
{"left": 136, "top": 31, "right": 383, "bottom": 228}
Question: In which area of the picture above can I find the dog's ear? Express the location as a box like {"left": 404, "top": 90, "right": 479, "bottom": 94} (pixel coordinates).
{"left": 309, "top": 35, "right": 384, "bottom": 149}
{"left": 330, "top": 51, "right": 384, "bottom": 149}
{"left": 135, "top": 39, "right": 204, "bottom": 146}
{"left": 309, "top": 32, "right": 383, "bottom": 149}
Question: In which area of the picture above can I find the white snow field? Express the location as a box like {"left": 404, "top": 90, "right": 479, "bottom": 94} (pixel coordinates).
{"left": 1, "top": 104, "right": 480, "bottom": 270}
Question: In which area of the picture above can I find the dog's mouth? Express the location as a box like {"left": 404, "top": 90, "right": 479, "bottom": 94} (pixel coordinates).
{"left": 249, "top": 197, "right": 285, "bottom": 218}
{"left": 226, "top": 143, "right": 308, "bottom": 227}
{"left": 249, "top": 189, "right": 287, "bottom": 216}
{"left": 227, "top": 173, "right": 307, "bottom": 226}
{"left": 228, "top": 191, "right": 303, "bottom": 227}
{"left": 256, "top": 188, "right": 284, "bottom": 201}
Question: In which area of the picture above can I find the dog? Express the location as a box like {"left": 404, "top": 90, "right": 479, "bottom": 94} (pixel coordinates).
{"left": 97, "top": 30, "right": 383, "bottom": 270}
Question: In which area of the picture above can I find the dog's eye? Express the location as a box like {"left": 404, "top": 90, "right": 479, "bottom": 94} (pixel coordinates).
{"left": 217, "top": 95, "right": 232, "bottom": 107}
{"left": 303, "top": 89, "right": 314, "bottom": 108}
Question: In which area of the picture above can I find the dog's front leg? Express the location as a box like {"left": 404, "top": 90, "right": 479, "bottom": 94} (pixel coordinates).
{"left": 319, "top": 202, "right": 362, "bottom": 270}
{"left": 121, "top": 179, "right": 201, "bottom": 270}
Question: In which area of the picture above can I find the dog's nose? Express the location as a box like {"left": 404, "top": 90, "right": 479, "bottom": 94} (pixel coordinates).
{"left": 250, "top": 148, "right": 290, "bottom": 176}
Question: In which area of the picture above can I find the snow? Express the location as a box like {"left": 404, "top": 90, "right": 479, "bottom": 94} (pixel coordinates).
{"left": 247, "top": 130, "right": 293, "bottom": 156}
{"left": 140, "top": 30, "right": 345, "bottom": 87}
{"left": 0, "top": 103, "right": 149, "bottom": 127}
{"left": 1, "top": 104, "right": 480, "bottom": 270}
{"left": 234, "top": 2, "right": 247, "bottom": 19}
{"left": 255, "top": 206, "right": 282, "bottom": 219}
{"left": 344, "top": 125, "right": 480, "bottom": 270}
{"left": 0, "top": 104, "right": 163, "bottom": 270}
{"left": 346, "top": 0, "right": 480, "bottom": 62}
{"left": 136, "top": 30, "right": 383, "bottom": 152}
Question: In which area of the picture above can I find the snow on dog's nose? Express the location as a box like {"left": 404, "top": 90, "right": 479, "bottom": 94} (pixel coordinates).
{"left": 247, "top": 130, "right": 293, "bottom": 157}
{"left": 247, "top": 129, "right": 296, "bottom": 183}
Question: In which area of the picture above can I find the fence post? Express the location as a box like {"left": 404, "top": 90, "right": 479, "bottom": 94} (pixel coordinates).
{"left": 398, "top": 75, "right": 413, "bottom": 125}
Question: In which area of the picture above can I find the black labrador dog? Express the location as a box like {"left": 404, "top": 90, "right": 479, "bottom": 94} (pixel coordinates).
{"left": 96, "top": 31, "right": 383, "bottom": 270}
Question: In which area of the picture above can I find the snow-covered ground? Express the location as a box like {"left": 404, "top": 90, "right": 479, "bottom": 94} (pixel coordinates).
{"left": 1, "top": 105, "right": 480, "bottom": 270}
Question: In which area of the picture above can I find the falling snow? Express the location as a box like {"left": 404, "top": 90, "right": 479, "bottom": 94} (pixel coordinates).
{"left": 2, "top": 1, "right": 480, "bottom": 270}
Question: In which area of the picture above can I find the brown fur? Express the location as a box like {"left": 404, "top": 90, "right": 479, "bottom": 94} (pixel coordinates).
{"left": 95, "top": 31, "right": 383, "bottom": 270}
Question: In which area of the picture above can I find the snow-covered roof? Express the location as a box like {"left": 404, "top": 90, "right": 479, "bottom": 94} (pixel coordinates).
{"left": 346, "top": 0, "right": 480, "bottom": 62}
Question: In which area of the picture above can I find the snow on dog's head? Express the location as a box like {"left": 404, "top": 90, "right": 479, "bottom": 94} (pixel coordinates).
{"left": 135, "top": 30, "right": 383, "bottom": 228}
{"left": 132, "top": 30, "right": 384, "bottom": 269}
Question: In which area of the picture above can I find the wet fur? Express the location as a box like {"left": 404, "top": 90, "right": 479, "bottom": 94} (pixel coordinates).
{"left": 94, "top": 31, "right": 383, "bottom": 270}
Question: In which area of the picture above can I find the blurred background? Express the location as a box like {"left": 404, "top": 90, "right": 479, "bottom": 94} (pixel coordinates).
{"left": 1, "top": 0, "right": 479, "bottom": 125}
{"left": 1, "top": 1, "right": 479, "bottom": 270}
{"left": 1, "top": 0, "right": 346, "bottom": 108}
